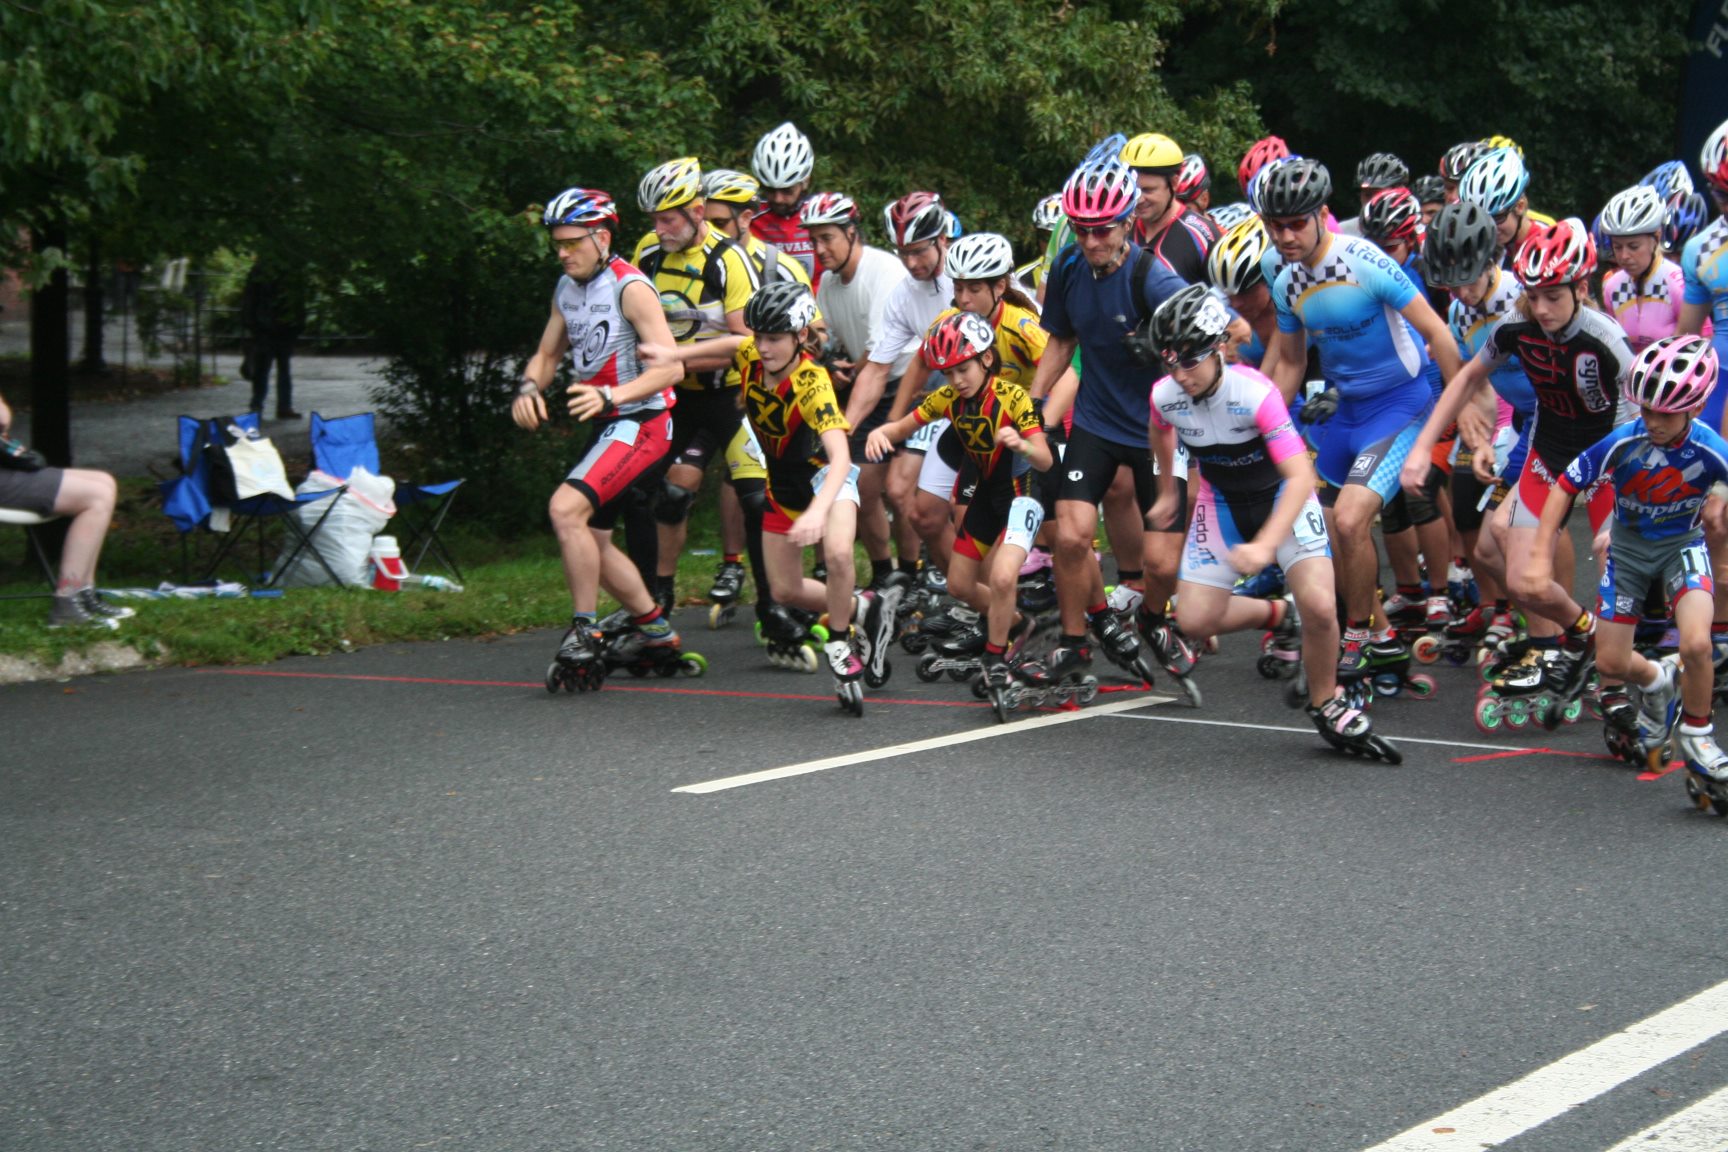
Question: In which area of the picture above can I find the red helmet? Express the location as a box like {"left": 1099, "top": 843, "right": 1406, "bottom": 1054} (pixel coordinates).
{"left": 1237, "top": 135, "right": 1290, "bottom": 192}
{"left": 921, "top": 311, "right": 996, "bottom": 371}
{"left": 1512, "top": 218, "right": 1596, "bottom": 290}
{"left": 799, "top": 191, "right": 859, "bottom": 228}
{"left": 888, "top": 191, "right": 947, "bottom": 247}
{"left": 1361, "top": 187, "right": 1422, "bottom": 246}
{"left": 1703, "top": 117, "right": 1728, "bottom": 195}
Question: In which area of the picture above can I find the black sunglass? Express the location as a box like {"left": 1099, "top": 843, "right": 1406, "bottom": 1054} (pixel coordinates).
{"left": 1072, "top": 223, "right": 1120, "bottom": 238}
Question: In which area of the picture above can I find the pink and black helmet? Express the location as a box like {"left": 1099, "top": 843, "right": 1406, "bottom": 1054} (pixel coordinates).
{"left": 1626, "top": 335, "right": 1719, "bottom": 414}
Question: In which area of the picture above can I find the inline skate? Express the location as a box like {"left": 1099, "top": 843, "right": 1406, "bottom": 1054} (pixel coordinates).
{"left": 827, "top": 630, "right": 865, "bottom": 716}
{"left": 757, "top": 602, "right": 828, "bottom": 673}
{"left": 546, "top": 618, "right": 609, "bottom": 693}
{"left": 1339, "top": 631, "right": 1436, "bottom": 708}
{"left": 1307, "top": 695, "right": 1402, "bottom": 763}
{"left": 1619, "top": 653, "right": 1680, "bottom": 770}
{"left": 1089, "top": 604, "right": 1162, "bottom": 690}
{"left": 999, "top": 641, "right": 1100, "bottom": 713}
{"left": 707, "top": 559, "right": 747, "bottom": 629}
{"left": 902, "top": 602, "right": 975, "bottom": 655}
{"left": 1680, "top": 723, "right": 1728, "bottom": 815}
{"left": 858, "top": 582, "right": 905, "bottom": 689}
{"left": 1256, "top": 598, "right": 1309, "bottom": 708}
{"left": 603, "top": 620, "right": 707, "bottom": 679}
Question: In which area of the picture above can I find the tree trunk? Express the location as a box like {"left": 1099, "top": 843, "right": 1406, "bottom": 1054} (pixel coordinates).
{"left": 29, "top": 220, "right": 72, "bottom": 468}
{"left": 79, "top": 240, "right": 105, "bottom": 373}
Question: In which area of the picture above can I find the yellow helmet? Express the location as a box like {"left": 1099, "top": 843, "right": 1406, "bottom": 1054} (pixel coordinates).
{"left": 1480, "top": 134, "right": 1524, "bottom": 158}
{"left": 1207, "top": 218, "right": 1270, "bottom": 295}
{"left": 701, "top": 167, "right": 761, "bottom": 206}
{"left": 1122, "top": 133, "right": 1183, "bottom": 174}
{"left": 637, "top": 157, "right": 703, "bottom": 213}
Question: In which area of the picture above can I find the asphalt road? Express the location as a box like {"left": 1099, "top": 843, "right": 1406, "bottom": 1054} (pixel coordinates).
{"left": 6, "top": 603, "right": 1728, "bottom": 1151}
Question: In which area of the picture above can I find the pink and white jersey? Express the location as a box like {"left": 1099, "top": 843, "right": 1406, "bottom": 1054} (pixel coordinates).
{"left": 1149, "top": 362, "right": 1306, "bottom": 502}
{"left": 554, "top": 256, "right": 672, "bottom": 415}
{"left": 1602, "top": 254, "right": 1687, "bottom": 354}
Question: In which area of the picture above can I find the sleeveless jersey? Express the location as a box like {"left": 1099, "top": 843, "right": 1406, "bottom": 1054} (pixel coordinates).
{"left": 631, "top": 228, "right": 759, "bottom": 390}
{"left": 1560, "top": 419, "right": 1728, "bottom": 540}
{"left": 1603, "top": 254, "right": 1687, "bottom": 354}
{"left": 1448, "top": 266, "right": 1535, "bottom": 415}
{"left": 553, "top": 257, "right": 669, "bottom": 415}
{"left": 1271, "top": 234, "right": 1429, "bottom": 400}
{"left": 1477, "top": 305, "right": 1634, "bottom": 472}
{"left": 1149, "top": 362, "right": 1306, "bottom": 502}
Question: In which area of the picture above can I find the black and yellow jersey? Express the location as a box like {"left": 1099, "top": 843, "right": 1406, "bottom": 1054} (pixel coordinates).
{"left": 742, "top": 233, "right": 815, "bottom": 292}
{"left": 736, "top": 339, "right": 851, "bottom": 506}
{"left": 924, "top": 300, "right": 1048, "bottom": 390}
{"left": 913, "top": 376, "right": 1042, "bottom": 483}
{"left": 632, "top": 227, "right": 760, "bottom": 389}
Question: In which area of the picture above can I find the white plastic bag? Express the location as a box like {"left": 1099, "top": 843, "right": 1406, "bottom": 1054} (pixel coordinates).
{"left": 274, "top": 467, "right": 398, "bottom": 587}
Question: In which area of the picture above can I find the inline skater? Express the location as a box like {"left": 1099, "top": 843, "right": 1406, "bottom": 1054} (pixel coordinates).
{"left": 857, "top": 191, "right": 957, "bottom": 590}
{"left": 735, "top": 280, "right": 894, "bottom": 713}
{"left": 1413, "top": 175, "right": 1447, "bottom": 230}
{"left": 1528, "top": 336, "right": 1728, "bottom": 781}
{"left": 1017, "top": 193, "right": 1064, "bottom": 298}
{"left": 1025, "top": 152, "right": 1190, "bottom": 698}
{"left": 1140, "top": 284, "right": 1400, "bottom": 760}
{"left": 1174, "top": 153, "right": 1212, "bottom": 213}
{"left": 516, "top": 188, "right": 686, "bottom": 691}
{"left": 1439, "top": 141, "right": 1490, "bottom": 205}
{"left": 1337, "top": 151, "right": 1410, "bottom": 237}
{"left": 1261, "top": 158, "right": 1461, "bottom": 703}
{"left": 1458, "top": 147, "right": 1540, "bottom": 271}
{"left": 1206, "top": 217, "right": 1280, "bottom": 377}
{"left": 867, "top": 312, "right": 1053, "bottom": 710}
{"left": 1123, "top": 132, "right": 1217, "bottom": 282}
{"left": 750, "top": 122, "right": 819, "bottom": 281}
{"left": 1421, "top": 201, "right": 1534, "bottom": 668}
{"left": 1601, "top": 184, "right": 1686, "bottom": 355}
{"left": 629, "top": 158, "right": 761, "bottom": 616}
{"left": 803, "top": 190, "right": 914, "bottom": 589}
{"left": 1404, "top": 219, "right": 1636, "bottom": 726}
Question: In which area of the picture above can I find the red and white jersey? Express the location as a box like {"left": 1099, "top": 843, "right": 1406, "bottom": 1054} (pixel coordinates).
{"left": 751, "top": 207, "right": 820, "bottom": 288}
{"left": 554, "top": 256, "right": 671, "bottom": 414}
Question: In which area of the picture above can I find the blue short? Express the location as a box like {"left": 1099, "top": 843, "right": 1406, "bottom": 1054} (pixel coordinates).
{"left": 1309, "top": 384, "right": 1433, "bottom": 505}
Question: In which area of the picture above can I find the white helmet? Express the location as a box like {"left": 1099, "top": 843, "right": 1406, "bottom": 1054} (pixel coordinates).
{"left": 1031, "top": 193, "right": 1064, "bottom": 232}
{"left": 1458, "top": 147, "right": 1528, "bottom": 217}
{"left": 945, "top": 233, "right": 1016, "bottom": 281}
{"left": 1207, "top": 201, "right": 1256, "bottom": 232}
{"left": 751, "top": 122, "right": 814, "bottom": 189}
{"left": 1600, "top": 185, "right": 1665, "bottom": 237}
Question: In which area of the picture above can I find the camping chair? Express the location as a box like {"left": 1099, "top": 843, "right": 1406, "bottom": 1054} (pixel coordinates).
{"left": 309, "top": 412, "right": 465, "bottom": 582}
{"left": 160, "top": 413, "right": 348, "bottom": 587}
{"left": 0, "top": 508, "right": 60, "bottom": 600}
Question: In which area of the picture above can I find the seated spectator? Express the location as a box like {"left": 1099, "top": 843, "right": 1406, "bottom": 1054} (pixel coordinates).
{"left": 0, "top": 391, "right": 134, "bottom": 628}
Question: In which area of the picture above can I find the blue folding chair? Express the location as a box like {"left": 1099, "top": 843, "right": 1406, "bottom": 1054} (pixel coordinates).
{"left": 161, "top": 413, "right": 348, "bottom": 586}
{"left": 310, "top": 412, "right": 465, "bottom": 581}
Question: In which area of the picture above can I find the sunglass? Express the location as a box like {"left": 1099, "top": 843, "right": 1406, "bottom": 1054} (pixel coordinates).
{"left": 1071, "top": 223, "right": 1122, "bottom": 238}
{"left": 550, "top": 234, "right": 598, "bottom": 253}
{"left": 1163, "top": 349, "right": 1215, "bottom": 370}
{"left": 1262, "top": 217, "right": 1311, "bottom": 235}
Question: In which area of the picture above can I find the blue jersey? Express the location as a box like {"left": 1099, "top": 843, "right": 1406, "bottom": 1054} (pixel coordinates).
{"left": 1560, "top": 419, "right": 1728, "bottom": 540}
{"left": 1400, "top": 253, "right": 1446, "bottom": 401}
{"left": 1041, "top": 241, "right": 1189, "bottom": 448}
{"left": 1448, "top": 266, "right": 1535, "bottom": 415}
{"left": 1682, "top": 216, "right": 1728, "bottom": 358}
{"left": 1272, "top": 234, "right": 1429, "bottom": 401}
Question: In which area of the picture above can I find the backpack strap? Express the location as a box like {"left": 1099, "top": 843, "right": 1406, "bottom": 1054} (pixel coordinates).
{"left": 1130, "top": 245, "right": 1157, "bottom": 325}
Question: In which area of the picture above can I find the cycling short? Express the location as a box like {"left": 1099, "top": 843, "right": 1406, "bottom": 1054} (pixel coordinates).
{"left": 1449, "top": 445, "right": 1494, "bottom": 534}
{"left": 0, "top": 465, "right": 63, "bottom": 516}
{"left": 848, "top": 387, "right": 898, "bottom": 460}
{"left": 954, "top": 492, "right": 1044, "bottom": 562}
{"left": 566, "top": 410, "right": 675, "bottom": 531}
{"left": 1057, "top": 423, "right": 1154, "bottom": 514}
{"left": 1510, "top": 452, "right": 1613, "bottom": 534}
{"left": 724, "top": 423, "right": 767, "bottom": 484}
{"left": 1597, "top": 529, "right": 1712, "bottom": 624}
{"left": 1309, "top": 385, "right": 1432, "bottom": 504}
{"left": 763, "top": 463, "right": 862, "bottom": 536}
{"left": 1380, "top": 465, "right": 1443, "bottom": 533}
{"left": 1180, "top": 483, "right": 1331, "bottom": 591}
{"left": 668, "top": 387, "right": 745, "bottom": 474}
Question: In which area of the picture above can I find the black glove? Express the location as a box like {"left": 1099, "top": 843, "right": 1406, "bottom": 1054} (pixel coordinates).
{"left": 1300, "top": 388, "right": 1339, "bottom": 426}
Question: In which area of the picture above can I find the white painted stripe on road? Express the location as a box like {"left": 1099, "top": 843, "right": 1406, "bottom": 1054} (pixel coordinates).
{"left": 674, "top": 694, "right": 1174, "bottom": 794}
{"left": 1603, "top": 1083, "right": 1728, "bottom": 1151}
{"left": 1358, "top": 980, "right": 1728, "bottom": 1151}
{"left": 1105, "top": 711, "right": 1537, "bottom": 753}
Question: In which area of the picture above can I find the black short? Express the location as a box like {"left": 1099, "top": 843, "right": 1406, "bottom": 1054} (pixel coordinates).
{"left": 1055, "top": 424, "right": 1185, "bottom": 533}
{"left": 847, "top": 387, "right": 898, "bottom": 460}
{"left": 668, "top": 387, "right": 744, "bottom": 474}
{"left": 1450, "top": 448, "right": 1493, "bottom": 534}
{"left": 1379, "top": 464, "right": 1443, "bottom": 533}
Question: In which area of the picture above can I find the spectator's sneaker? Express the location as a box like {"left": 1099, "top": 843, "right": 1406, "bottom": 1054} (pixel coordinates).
{"left": 48, "top": 593, "right": 121, "bottom": 631}
{"left": 77, "top": 587, "right": 135, "bottom": 621}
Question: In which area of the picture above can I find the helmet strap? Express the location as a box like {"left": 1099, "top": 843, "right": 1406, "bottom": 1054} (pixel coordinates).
{"left": 1091, "top": 237, "right": 1131, "bottom": 279}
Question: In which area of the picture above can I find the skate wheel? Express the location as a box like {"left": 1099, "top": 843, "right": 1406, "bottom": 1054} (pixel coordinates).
{"left": 1686, "top": 773, "right": 1713, "bottom": 812}
{"left": 866, "top": 661, "right": 892, "bottom": 689}
{"left": 1372, "top": 673, "right": 1403, "bottom": 698}
{"left": 546, "top": 663, "right": 563, "bottom": 694}
{"left": 971, "top": 677, "right": 989, "bottom": 700}
{"left": 753, "top": 620, "right": 766, "bottom": 646}
{"left": 708, "top": 603, "right": 728, "bottom": 631}
{"left": 1473, "top": 694, "right": 1505, "bottom": 734}
{"left": 1406, "top": 673, "right": 1438, "bottom": 698}
{"left": 1256, "top": 654, "right": 1283, "bottom": 680}
{"left": 916, "top": 654, "right": 943, "bottom": 682}
{"left": 1505, "top": 697, "right": 1532, "bottom": 728}
{"left": 1560, "top": 697, "right": 1584, "bottom": 725}
{"left": 1179, "top": 676, "right": 1203, "bottom": 708}
{"left": 1411, "top": 635, "right": 1441, "bottom": 665}
{"left": 810, "top": 623, "right": 830, "bottom": 644}
{"left": 838, "top": 681, "right": 864, "bottom": 717}
{"left": 992, "top": 690, "right": 1013, "bottom": 724}
{"left": 796, "top": 645, "right": 820, "bottom": 674}
{"left": 901, "top": 631, "right": 929, "bottom": 655}
{"left": 1647, "top": 743, "right": 1670, "bottom": 772}
{"left": 1076, "top": 677, "right": 1099, "bottom": 705}
{"left": 944, "top": 665, "right": 970, "bottom": 683}
{"left": 1283, "top": 679, "right": 1307, "bottom": 710}
{"left": 679, "top": 652, "right": 707, "bottom": 677}
{"left": 1367, "top": 735, "right": 1404, "bottom": 765}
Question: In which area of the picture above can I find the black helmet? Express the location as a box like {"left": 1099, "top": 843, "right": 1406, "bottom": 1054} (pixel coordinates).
{"left": 1440, "top": 141, "right": 1490, "bottom": 183}
{"left": 1356, "top": 151, "right": 1410, "bottom": 190}
{"left": 744, "top": 281, "right": 818, "bottom": 334}
{"left": 1129, "top": 282, "right": 1232, "bottom": 368}
{"left": 1412, "top": 174, "right": 1447, "bottom": 206}
{"left": 1257, "top": 157, "right": 1332, "bottom": 218}
{"left": 1423, "top": 201, "right": 1498, "bottom": 289}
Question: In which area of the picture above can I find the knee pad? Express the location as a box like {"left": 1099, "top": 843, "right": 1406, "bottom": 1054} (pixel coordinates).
{"left": 653, "top": 481, "right": 697, "bottom": 526}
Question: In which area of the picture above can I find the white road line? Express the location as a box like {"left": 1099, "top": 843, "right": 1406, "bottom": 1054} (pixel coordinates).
{"left": 1106, "top": 711, "right": 1549, "bottom": 754}
{"left": 1358, "top": 980, "right": 1728, "bottom": 1151}
{"left": 673, "top": 693, "right": 1173, "bottom": 794}
{"left": 1603, "top": 1083, "right": 1728, "bottom": 1151}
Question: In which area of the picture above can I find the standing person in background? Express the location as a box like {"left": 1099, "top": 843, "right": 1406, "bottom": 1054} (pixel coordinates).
{"left": 750, "top": 122, "right": 819, "bottom": 283}
{"left": 241, "top": 261, "right": 306, "bottom": 420}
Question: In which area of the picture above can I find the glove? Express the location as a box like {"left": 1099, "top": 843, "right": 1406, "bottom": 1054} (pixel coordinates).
{"left": 1300, "top": 388, "right": 1339, "bottom": 426}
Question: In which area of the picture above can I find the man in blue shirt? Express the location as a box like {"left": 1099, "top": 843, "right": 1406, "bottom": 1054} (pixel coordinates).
{"left": 1025, "top": 153, "right": 1189, "bottom": 692}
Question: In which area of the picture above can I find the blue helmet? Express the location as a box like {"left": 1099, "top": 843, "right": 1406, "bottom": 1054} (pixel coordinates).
{"left": 1639, "top": 160, "right": 1695, "bottom": 203}
{"left": 1664, "top": 191, "right": 1708, "bottom": 253}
